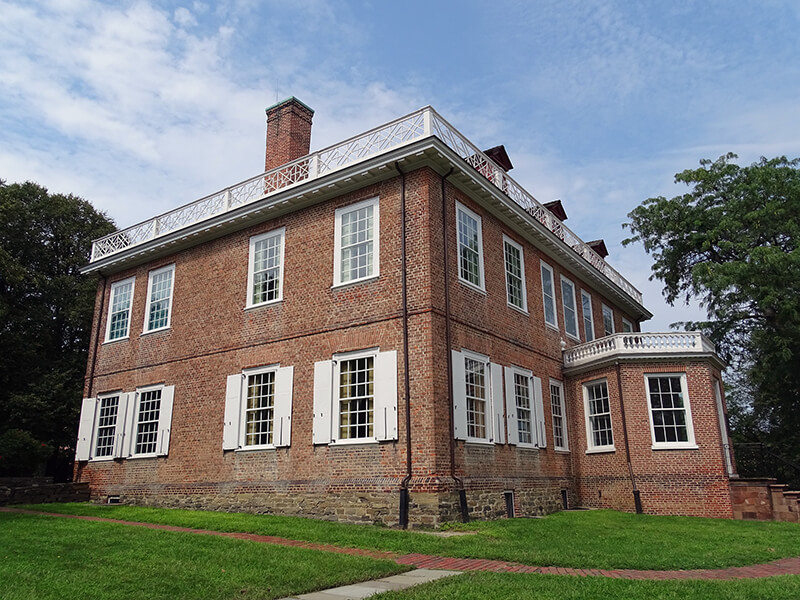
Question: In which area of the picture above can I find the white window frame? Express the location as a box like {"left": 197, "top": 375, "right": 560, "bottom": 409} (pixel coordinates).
{"left": 560, "top": 275, "right": 579, "bottom": 340}
{"left": 622, "top": 318, "right": 634, "bottom": 333}
{"left": 645, "top": 373, "right": 697, "bottom": 450}
{"left": 223, "top": 365, "right": 294, "bottom": 451}
{"left": 583, "top": 379, "right": 615, "bottom": 453}
{"left": 246, "top": 228, "right": 286, "bottom": 308}
{"left": 455, "top": 201, "right": 485, "bottom": 292}
{"left": 333, "top": 197, "right": 380, "bottom": 287}
{"left": 602, "top": 303, "right": 615, "bottom": 336}
{"left": 105, "top": 277, "right": 135, "bottom": 342}
{"left": 581, "top": 289, "right": 594, "bottom": 342}
{"left": 540, "top": 261, "right": 558, "bottom": 329}
{"left": 130, "top": 384, "right": 175, "bottom": 458}
{"left": 502, "top": 235, "right": 527, "bottom": 312}
{"left": 452, "top": 350, "right": 504, "bottom": 444}
{"left": 143, "top": 264, "right": 175, "bottom": 334}
{"left": 91, "top": 393, "right": 123, "bottom": 461}
{"left": 550, "top": 379, "right": 568, "bottom": 451}
{"left": 507, "top": 366, "right": 535, "bottom": 448}
{"left": 312, "top": 348, "right": 398, "bottom": 445}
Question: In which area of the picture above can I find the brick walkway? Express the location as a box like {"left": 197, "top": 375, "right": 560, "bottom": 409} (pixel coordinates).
{"left": 4, "top": 507, "right": 800, "bottom": 580}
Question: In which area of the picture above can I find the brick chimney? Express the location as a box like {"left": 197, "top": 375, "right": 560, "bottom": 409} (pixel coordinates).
{"left": 264, "top": 97, "right": 314, "bottom": 172}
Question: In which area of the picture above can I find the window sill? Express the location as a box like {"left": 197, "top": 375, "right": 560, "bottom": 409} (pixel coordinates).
{"left": 127, "top": 453, "right": 160, "bottom": 460}
{"left": 245, "top": 299, "right": 283, "bottom": 311}
{"left": 464, "top": 439, "right": 495, "bottom": 447}
{"left": 458, "top": 278, "right": 487, "bottom": 295}
{"left": 514, "top": 443, "right": 541, "bottom": 451}
{"left": 88, "top": 456, "right": 117, "bottom": 462}
{"left": 651, "top": 444, "right": 699, "bottom": 451}
{"left": 544, "top": 322, "right": 560, "bottom": 333}
{"left": 332, "top": 275, "right": 379, "bottom": 290}
{"left": 565, "top": 332, "right": 581, "bottom": 342}
{"left": 329, "top": 438, "right": 380, "bottom": 447}
{"left": 234, "top": 445, "right": 277, "bottom": 452}
{"left": 554, "top": 448, "right": 571, "bottom": 454}
{"left": 507, "top": 302, "right": 529, "bottom": 316}
{"left": 141, "top": 326, "right": 171, "bottom": 337}
{"left": 102, "top": 336, "right": 130, "bottom": 345}
{"left": 585, "top": 446, "right": 616, "bottom": 455}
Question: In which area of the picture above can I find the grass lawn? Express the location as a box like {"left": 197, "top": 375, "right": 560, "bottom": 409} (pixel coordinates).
{"left": 17, "top": 502, "right": 800, "bottom": 570}
{"left": 0, "top": 511, "right": 407, "bottom": 600}
{"left": 371, "top": 571, "right": 800, "bottom": 600}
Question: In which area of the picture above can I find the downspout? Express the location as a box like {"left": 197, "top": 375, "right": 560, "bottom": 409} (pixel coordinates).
{"left": 440, "top": 168, "right": 469, "bottom": 522}
{"left": 86, "top": 274, "right": 108, "bottom": 399}
{"left": 616, "top": 361, "right": 643, "bottom": 513}
{"left": 395, "top": 162, "right": 412, "bottom": 529}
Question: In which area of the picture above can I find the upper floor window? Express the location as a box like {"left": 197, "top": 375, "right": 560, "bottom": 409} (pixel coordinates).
{"left": 540, "top": 261, "right": 557, "bottom": 328}
{"left": 622, "top": 318, "right": 634, "bottom": 333}
{"left": 646, "top": 374, "right": 696, "bottom": 449}
{"left": 560, "top": 276, "right": 579, "bottom": 340}
{"left": 223, "top": 365, "right": 294, "bottom": 450}
{"left": 456, "top": 202, "right": 485, "bottom": 291}
{"left": 581, "top": 290, "right": 594, "bottom": 342}
{"left": 503, "top": 236, "right": 527, "bottom": 311}
{"left": 602, "top": 304, "right": 615, "bottom": 336}
{"left": 247, "top": 228, "right": 285, "bottom": 308}
{"left": 584, "top": 380, "right": 614, "bottom": 452}
{"left": 334, "top": 198, "right": 379, "bottom": 286}
{"left": 144, "top": 264, "right": 175, "bottom": 333}
{"left": 105, "top": 277, "right": 135, "bottom": 341}
{"left": 550, "top": 380, "right": 568, "bottom": 451}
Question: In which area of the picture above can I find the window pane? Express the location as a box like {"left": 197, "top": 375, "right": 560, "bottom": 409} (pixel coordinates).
{"left": 95, "top": 396, "right": 120, "bottom": 457}
{"left": 551, "top": 383, "right": 566, "bottom": 449}
{"left": 514, "top": 373, "right": 532, "bottom": 444}
{"left": 561, "top": 278, "right": 577, "bottom": 337}
{"left": 541, "top": 265, "right": 556, "bottom": 326}
{"left": 340, "top": 205, "right": 374, "bottom": 283}
{"left": 581, "top": 292, "right": 594, "bottom": 342}
{"left": 147, "top": 269, "right": 173, "bottom": 331}
{"left": 245, "top": 371, "right": 275, "bottom": 446}
{"left": 108, "top": 281, "right": 133, "bottom": 340}
{"left": 135, "top": 389, "right": 161, "bottom": 454}
{"left": 252, "top": 233, "right": 282, "bottom": 304}
{"left": 587, "top": 381, "right": 613, "bottom": 448}
{"left": 465, "top": 357, "right": 487, "bottom": 439}
{"left": 458, "top": 209, "right": 482, "bottom": 287}
{"left": 504, "top": 241, "right": 525, "bottom": 309}
{"left": 648, "top": 376, "right": 690, "bottom": 445}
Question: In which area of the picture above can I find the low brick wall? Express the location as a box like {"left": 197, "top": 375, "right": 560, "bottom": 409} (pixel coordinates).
{"left": 0, "top": 479, "right": 90, "bottom": 506}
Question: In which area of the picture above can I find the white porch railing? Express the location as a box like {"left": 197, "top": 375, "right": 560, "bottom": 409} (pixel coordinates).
{"left": 562, "top": 332, "right": 717, "bottom": 369}
{"left": 89, "top": 107, "right": 643, "bottom": 305}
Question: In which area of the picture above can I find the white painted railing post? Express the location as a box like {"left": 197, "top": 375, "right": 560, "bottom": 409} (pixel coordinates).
{"left": 423, "top": 108, "right": 432, "bottom": 137}
{"left": 152, "top": 218, "right": 160, "bottom": 239}
{"left": 224, "top": 190, "right": 232, "bottom": 211}
{"left": 308, "top": 154, "right": 319, "bottom": 179}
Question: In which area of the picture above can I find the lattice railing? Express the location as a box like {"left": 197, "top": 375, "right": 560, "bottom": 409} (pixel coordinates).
{"left": 562, "top": 332, "right": 716, "bottom": 368}
{"left": 89, "top": 107, "right": 643, "bottom": 305}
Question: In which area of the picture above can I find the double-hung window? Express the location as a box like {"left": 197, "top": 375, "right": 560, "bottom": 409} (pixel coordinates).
{"left": 334, "top": 198, "right": 379, "bottom": 286}
{"left": 247, "top": 228, "right": 285, "bottom": 307}
{"left": 581, "top": 290, "right": 594, "bottom": 342}
{"left": 584, "top": 380, "right": 614, "bottom": 452}
{"left": 105, "top": 277, "right": 135, "bottom": 341}
{"left": 224, "top": 366, "right": 294, "bottom": 450}
{"left": 540, "top": 261, "right": 557, "bottom": 328}
{"left": 550, "top": 380, "right": 568, "bottom": 451}
{"left": 144, "top": 264, "right": 175, "bottom": 333}
{"left": 602, "top": 304, "right": 615, "bottom": 336}
{"left": 560, "top": 276, "right": 579, "bottom": 340}
{"left": 76, "top": 385, "right": 175, "bottom": 461}
{"left": 453, "top": 350, "right": 504, "bottom": 444}
{"left": 646, "top": 374, "right": 696, "bottom": 449}
{"left": 503, "top": 236, "right": 527, "bottom": 311}
{"left": 456, "top": 202, "right": 485, "bottom": 291}
{"left": 312, "top": 349, "right": 398, "bottom": 444}
{"left": 503, "top": 366, "right": 546, "bottom": 448}
{"left": 622, "top": 318, "right": 634, "bottom": 333}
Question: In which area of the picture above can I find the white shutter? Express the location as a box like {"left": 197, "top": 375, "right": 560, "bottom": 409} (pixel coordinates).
{"left": 533, "top": 376, "right": 547, "bottom": 448}
{"left": 504, "top": 367, "right": 518, "bottom": 445}
{"left": 122, "top": 392, "right": 138, "bottom": 457}
{"left": 451, "top": 350, "right": 467, "bottom": 440}
{"left": 373, "top": 351, "right": 398, "bottom": 441}
{"left": 223, "top": 374, "right": 243, "bottom": 450}
{"left": 490, "top": 363, "right": 504, "bottom": 444}
{"left": 113, "top": 393, "right": 131, "bottom": 459}
{"left": 313, "top": 360, "right": 333, "bottom": 444}
{"left": 156, "top": 385, "right": 175, "bottom": 456}
{"left": 75, "top": 397, "right": 97, "bottom": 461}
{"left": 273, "top": 366, "right": 294, "bottom": 447}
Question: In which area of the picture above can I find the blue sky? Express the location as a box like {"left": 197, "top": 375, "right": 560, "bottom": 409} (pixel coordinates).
{"left": 2, "top": 0, "right": 799, "bottom": 329}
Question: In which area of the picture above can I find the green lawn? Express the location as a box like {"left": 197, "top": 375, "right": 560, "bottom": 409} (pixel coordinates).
{"left": 0, "top": 511, "right": 407, "bottom": 600}
{"left": 16, "top": 502, "right": 800, "bottom": 570}
{"left": 372, "top": 572, "right": 800, "bottom": 600}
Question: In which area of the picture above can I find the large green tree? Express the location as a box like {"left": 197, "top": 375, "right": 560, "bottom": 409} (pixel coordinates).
{"left": 0, "top": 180, "right": 115, "bottom": 477}
{"left": 624, "top": 154, "right": 800, "bottom": 479}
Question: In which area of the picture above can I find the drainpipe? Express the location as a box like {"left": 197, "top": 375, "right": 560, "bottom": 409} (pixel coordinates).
{"left": 440, "top": 168, "right": 469, "bottom": 522}
{"left": 86, "top": 275, "right": 108, "bottom": 399}
{"left": 395, "top": 162, "right": 413, "bottom": 529}
{"left": 616, "top": 361, "right": 643, "bottom": 514}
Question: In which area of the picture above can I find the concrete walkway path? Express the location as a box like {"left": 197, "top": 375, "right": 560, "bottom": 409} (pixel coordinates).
{"left": 277, "top": 569, "right": 461, "bottom": 600}
{"left": 4, "top": 506, "right": 800, "bottom": 582}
